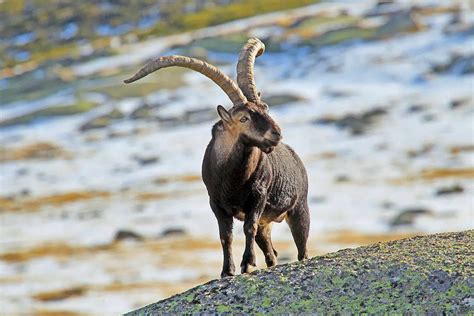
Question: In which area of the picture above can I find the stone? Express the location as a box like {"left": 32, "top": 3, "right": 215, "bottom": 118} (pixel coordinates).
{"left": 160, "top": 227, "right": 187, "bottom": 237}
{"left": 430, "top": 54, "right": 474, "bottom": 76}
{"left": 450, "top": 97, "right": 472, "bottom": 109}
{"left": 263, "top": 94, "right": 305, "bottom": 107}
{"left": 126, "top": 230, "right": 474, "bottom": 314}
{"left": 335, "top": 174, "right": 350, "bottom": 183}
{"left": 375, "top": 9, "right": 423, "bottom": 38}
{"left": 389, "top": 208, "right": 433, "bottom": 227}
{"left": 133, "top": 155, "right": 159, "bottom": 166}
{"left": 130, "top": 103, "right": 156, "bottom": 120}
{"left": 79, "top": 109, "right": 124, "bottom": 131}
{"left": 113, "top": 229, "right": 144, "bottom": 242}
{"left": 184, "top": 108, "right": 216, "bottom": 124}
{"left": 435, "top": 184, "right": 464, "bottom": 196}
{"left": 406, "top": 104, "right": 425, "bottom": 113}
{"left": 313, "top": 107, "right": 387, "bottom": 135}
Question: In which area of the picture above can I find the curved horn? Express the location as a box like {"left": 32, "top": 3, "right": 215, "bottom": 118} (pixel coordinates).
{"left": 236, "top": 37, "right": 265, "bottom": 103}
{"left": 124, "top": 55, "right": 247, "bottom": 106}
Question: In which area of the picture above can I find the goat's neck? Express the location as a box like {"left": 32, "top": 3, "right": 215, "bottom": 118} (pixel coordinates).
{"left": 213, "top": 130, "right": 261, "bottom": 183}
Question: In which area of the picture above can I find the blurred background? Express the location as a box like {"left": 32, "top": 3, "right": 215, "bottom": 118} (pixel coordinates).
{"left": 0, "top": 0, "right": 473, "bottom": 314}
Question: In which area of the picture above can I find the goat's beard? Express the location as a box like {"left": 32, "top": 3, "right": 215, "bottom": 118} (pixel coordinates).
{"left": 262, "top": 146, "right": 275, "bottom": 154}
{"left": 260, "top": 138, "right": 278, "bottom": 154}
{"left": 242, "top": 135, "right": 276, "bottom": 154}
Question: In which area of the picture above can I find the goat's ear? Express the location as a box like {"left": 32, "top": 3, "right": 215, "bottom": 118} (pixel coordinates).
{"left": 217, "top": 105, "right": 231, "bottom": 123}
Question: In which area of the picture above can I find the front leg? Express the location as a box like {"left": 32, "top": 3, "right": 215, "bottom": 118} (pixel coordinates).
{"left": 210, "top": 199, "right": 235, "bottom": 278}
{"left": 241, "top": 189, "right": 267, "bottom": 274}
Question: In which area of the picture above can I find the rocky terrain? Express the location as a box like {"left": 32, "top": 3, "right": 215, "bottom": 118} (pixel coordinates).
{"left": 0, "top": 0, "right": 473, "bottom": 315}
{"left": 128, "top": 230, "right": 474, "bottom": 314}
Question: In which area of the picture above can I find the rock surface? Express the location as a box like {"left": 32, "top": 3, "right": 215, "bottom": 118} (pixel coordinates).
{"left": 127, "top": 230, "right": 473, "bottom": 314}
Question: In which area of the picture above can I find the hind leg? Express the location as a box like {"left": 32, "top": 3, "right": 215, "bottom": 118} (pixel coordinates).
{"left": 286, "top": 203, "right": 310, "bottom": 261}
{"left": 255, "top": 224, "right": 278, "bottom": 267}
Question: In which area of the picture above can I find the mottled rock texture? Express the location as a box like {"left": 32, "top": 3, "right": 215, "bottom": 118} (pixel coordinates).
{"left": 127, "top": 230, "right": 473, "bottom": 314}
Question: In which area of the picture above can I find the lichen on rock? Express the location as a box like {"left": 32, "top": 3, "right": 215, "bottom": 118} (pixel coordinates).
{"left": 126, "top": 230, "right": 473, "bottom": 314}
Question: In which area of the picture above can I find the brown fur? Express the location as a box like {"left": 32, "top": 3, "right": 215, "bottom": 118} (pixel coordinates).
{"left": 202, "top": 102, "right": 310, "bottom": 277}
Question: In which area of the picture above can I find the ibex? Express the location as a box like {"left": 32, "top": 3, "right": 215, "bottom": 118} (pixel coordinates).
{"left": 125, "top": 38, "right": 310, "bottom": 278}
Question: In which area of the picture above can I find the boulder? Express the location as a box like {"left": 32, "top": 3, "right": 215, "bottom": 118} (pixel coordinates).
{"left": 313, "top": 107, "right": 387, "bottom": 135}
{"left": 113, "top": 229, "right": 144, "bottom": 242}
{"left": 389, "top": 208, "right": 433, "bottom": 227}
{"left": 126, "top": 230, "right": 473, "bottom": 314}
{"left": 79, "top": 109, "right": 124, "bottom": 131}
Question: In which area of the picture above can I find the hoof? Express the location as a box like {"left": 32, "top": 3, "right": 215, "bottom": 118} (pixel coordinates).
{"left": 265, "top": 259, "right": 277, "bottom": 267}
{"left": 298, "top": 253, "right": 309, "bottom": 261}
{"left": 241, "top": 263, "right": 257, "bottom": 274}
{"left": 220, "top": 271, "right": 235, "bottom": 278}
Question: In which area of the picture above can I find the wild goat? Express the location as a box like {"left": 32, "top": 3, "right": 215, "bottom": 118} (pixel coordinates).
{"left": 125, "top": 38, "right": 310, "bottom": 278}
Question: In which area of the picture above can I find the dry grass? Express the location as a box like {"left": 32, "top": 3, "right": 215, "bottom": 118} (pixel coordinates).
{"left": 419, "top": 168, "right": 474, "bottom": 179}
{"left": 34, "top": 310, "right": 85, "bottom": 316}
{"left": 29, "top": 191, "right": 110, "bottom": 206}
{"left": 100, "top": 282, "right": 163, "bottom": 292}
{"left": 147, "top": 237, "right": 219, "bottom": 252}
{"left": 0, "top": 236, "right": 220, "bottom": 263}
{"left": 33, "top": 287, "right": 86, "bottom": 302}
{"left": 0, "top": 275, "right": 22, "bottom": 282}
{"left": 0, "top": 235, "right": 299, "bottom": 271}
{"left": 0, "top": 142, "right": 67, "bottom": 162}
{"left": 305, "top": 151, "right": 338, "bottom": 162}
{"left": 154, "top": 174, "right": 202, "bottom": 185}
{"left": 413, "top": 4, "right": 461, "bottom": 16}
{"left": 390, "top": 168, "right": 474, "bottom": 184}
{"left": 98, "top": 274, "right": 211, "bottom": 294}
{"left": 450, "top": 145, "right": 474, "bottom": 154}
{"left": 136, "top": 188, "right": 203, "bottom": 201}
{"left": 0, "top": 243, "right": 112, "bottom": 262}
{"left": 325, "top": 230, "right": 420, "bottom": 245}
{"left": 0, "top": 172, "right": 203, "bottom": 212}
{"left": 0, "top": 191, "right": 111, "bottom": 212}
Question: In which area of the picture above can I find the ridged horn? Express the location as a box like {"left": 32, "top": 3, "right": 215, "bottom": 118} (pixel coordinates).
{"left": 236, "top": 37, "right": 265, "bottom": 103}
{"left": 124, "top": 55, "right": 247, "bottom": 106}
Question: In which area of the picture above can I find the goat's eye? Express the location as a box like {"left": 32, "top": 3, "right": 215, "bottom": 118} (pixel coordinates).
{"left": 240, "top": 116, "right": 249, "bottom": 123}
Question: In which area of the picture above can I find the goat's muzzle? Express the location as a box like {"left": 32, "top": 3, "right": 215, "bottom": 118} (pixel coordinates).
{"left": 261, "top": 131, "right": 281, "bottom": 154}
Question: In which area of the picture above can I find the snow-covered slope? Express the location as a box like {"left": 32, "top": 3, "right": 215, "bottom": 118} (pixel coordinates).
{"left": 0, "top": 1, "right": 473, "bottom": 314}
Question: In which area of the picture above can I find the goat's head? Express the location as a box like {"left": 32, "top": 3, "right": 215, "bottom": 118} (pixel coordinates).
{"left": 124, "top": 37, "right": 279, "bottom": 151}
{"left": 217, "top": 37, "right": 281, "bottom": 153}
{"left": 217, "top": 102, "right": 281, "bottom": 153}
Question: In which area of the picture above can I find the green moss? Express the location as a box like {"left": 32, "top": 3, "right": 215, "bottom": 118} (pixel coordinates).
{"left": 0, "top": 78, "right": 67, "bottom": 105}
{"left": 79, "top": 108, "right": 124, "bottom": 131}
{"left": 140, "top": 0, "right": 318, "bottom": 39}
{"left": 216, "top": 305, "right": 232, "bottom": 313}
{"left": 290, "top": 15, "right": 358, "bottom": 38}
{"left": 0, "top": 100, "right": 98, "bottom": 128}
{"left": 29, "top": 42, "right": 80, "bottom": 65}
{"left": 165, "top": 300, "right": 179, "bottom": 311}
{"left": 126, "top": 230, "right": 474, "bottom": 315}
{"left": 261, "top": 297, "right": 272, "bottom": 308}
{"left": 308, "top": 25, "right": 377, "bottom": 47}
{"left": 188, "top": 34, "right": 251, "bottom": 54}
{"left": 185, "top": 294, "right": 194, "bottom": 303}
{"left": 90, "top": 67, "right": 187, "bottom": 99}
{"left": 2, "top": 0, "right": 319, "bottom": 75}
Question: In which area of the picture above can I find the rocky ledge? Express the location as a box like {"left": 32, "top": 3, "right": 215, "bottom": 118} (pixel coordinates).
{"left": 127, "top": 230, "right": 473, "bottom": 314}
